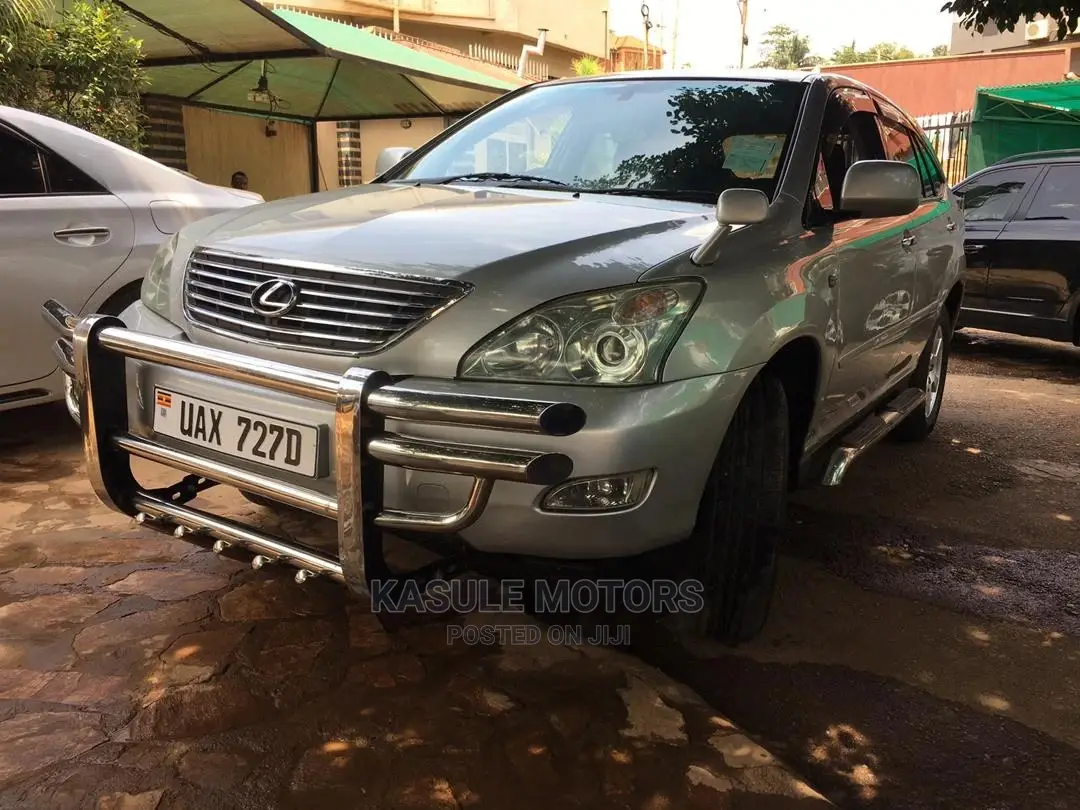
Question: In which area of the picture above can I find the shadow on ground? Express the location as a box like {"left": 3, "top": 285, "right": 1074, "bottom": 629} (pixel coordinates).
{"left": 0, "top": 403, "right": 830, "bottom": 809}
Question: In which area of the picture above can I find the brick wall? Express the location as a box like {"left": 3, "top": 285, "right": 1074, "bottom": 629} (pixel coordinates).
{"left": 337, "top": 121, "right": 363, "bottom": 186}
{"left": 141, "top": 96, "right": 188, "bottom": 171}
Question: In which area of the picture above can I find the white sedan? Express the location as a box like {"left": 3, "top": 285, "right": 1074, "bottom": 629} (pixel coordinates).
{"left": 0, "top": 105, "right": 263, "bottom": 412}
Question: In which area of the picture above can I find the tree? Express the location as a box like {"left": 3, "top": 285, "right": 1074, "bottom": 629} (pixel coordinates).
{"left": 931, "top": 44, "right": 950, "bottom": 56}
{"left": 754, "top": 24, "right": 820, "bottom": 69}
{"left": 0, "top": 0, "right": 47, "bottom": 27}
{"left": 942, "top": 1, "right": 1080, "bottom": 38}
{"left": 571, "top": 55, "right": 604, "bottom": 76}
{"left": 830, "top": 41, "right": 918, "bottom": 63}
{"left": 0, "top": 0, "right": 145, "bottom": 150}
{"left": 0, "top": 0, "right": 47, "bottom": 108}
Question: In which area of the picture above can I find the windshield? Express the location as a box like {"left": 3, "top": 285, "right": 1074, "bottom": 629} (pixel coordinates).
{"left": 391, "top": 78, "right": 807, "bottom": 201}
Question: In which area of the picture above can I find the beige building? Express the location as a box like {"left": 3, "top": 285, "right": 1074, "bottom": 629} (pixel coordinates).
{"left": 950, "top": 14, "right": 1080, "bottom": 55}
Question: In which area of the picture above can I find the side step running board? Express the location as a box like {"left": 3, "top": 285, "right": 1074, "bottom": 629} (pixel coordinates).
{"left": 821, "top": 387, "right": 925, "bottom": 487}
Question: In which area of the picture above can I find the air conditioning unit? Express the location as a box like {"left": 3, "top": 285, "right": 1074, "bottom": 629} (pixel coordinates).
{"left": 1025, "top": 18, "right": 1051, "bottom": 42}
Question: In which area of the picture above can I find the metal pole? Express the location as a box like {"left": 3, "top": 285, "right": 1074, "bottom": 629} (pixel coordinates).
{"left": 602, "top": 10, "right": 609, "bottom": 65}
{"left": 738, "top": 0, "right": 748, "bottom": 68}
{"left": 670, "top": 0, "right": 680, "bottom": 67}
{"left": 641, "top": 3, "right": 651, "bottom": 69}
{"left": 308, "top": 122, "right": 319, "bottom": 194}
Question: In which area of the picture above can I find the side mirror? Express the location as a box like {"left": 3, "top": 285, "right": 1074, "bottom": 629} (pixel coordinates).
{"left": 374, "top": 146, "right": 415, "bottom": 177}
{"left": 840, "top": 160, "right": 921, "bottom": 218}
{"left": 691, "top": 188, "right": 770, "bottom": 266}
{"left": 716, "top": 188, "right": 770, "bottom": 225}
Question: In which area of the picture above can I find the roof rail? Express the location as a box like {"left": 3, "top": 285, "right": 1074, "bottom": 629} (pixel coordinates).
{"left": 992, "top": 148, "right": 1080, "bottom": 166}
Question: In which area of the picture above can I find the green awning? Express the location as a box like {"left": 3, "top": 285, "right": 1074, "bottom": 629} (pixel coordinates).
{"left": 58, "top": 0, "right": 522, "bottom": 121}
{"left": 969, "top": 80, "right": 1080, "bottom": 172}
{"left": 977, "top": 80, "right": 1080, "bottom": 115}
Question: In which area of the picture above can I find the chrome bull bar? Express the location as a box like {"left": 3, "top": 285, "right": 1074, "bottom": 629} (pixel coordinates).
{"left": 40, "top": 299, "right": 586, "bottom": 596}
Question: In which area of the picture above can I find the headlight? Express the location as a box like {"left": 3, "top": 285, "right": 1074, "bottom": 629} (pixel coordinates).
{"left": 459, "top": 281, "right": 704, "bottom": 385}
{"left": 140, "top": 233, "right": 180, "bottom": 318}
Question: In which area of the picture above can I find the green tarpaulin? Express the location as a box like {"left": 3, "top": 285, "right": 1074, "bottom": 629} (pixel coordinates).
{"left": 970, "top": 80, "right": 1080, "bottom": 172}
{"left": 54, "top": 0, "right": 521, "bottom": 121}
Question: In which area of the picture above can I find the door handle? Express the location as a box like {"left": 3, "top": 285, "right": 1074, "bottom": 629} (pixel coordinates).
{"left": 963, "top": 243, "right": 983, "bottom": 254}
{"left": 900, "top": 233, "right": 917, "bottom": 249}
{"left": 54, "top": 226, "right": 110, "bottom": 245}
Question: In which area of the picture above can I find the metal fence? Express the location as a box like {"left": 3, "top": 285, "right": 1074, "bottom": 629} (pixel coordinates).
{"left": 916, "top": 110, "right": 972, "bottom": 187}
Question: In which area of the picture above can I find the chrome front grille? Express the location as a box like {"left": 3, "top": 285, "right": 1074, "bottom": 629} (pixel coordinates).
{"left": 182, "top": 248, "right": 470, "bottom": 355}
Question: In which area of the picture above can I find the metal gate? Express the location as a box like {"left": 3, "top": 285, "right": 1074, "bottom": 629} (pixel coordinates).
{"left": 916, "top": 110, "right": 973, "bottom": 186}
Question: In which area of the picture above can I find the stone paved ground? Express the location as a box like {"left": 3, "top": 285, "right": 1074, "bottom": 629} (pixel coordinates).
{"left": 0, "top": 405, "right": 831, "bottom": 810}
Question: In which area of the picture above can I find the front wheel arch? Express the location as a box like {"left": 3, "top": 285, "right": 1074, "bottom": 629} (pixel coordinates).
{"left": 98, "top": 280, "right": 143, "bottom": 319}
{"left": 758, "top": 335, "right": 822, "bottom": 481}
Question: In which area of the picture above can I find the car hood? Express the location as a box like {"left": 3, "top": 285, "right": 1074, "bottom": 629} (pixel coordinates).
{"left": 183, "top": 183, "right": 716, "bottom": 289}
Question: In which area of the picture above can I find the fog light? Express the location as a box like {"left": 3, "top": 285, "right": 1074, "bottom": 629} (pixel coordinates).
{"left": 540, "top": 470, "right": 654, "bottom": 513}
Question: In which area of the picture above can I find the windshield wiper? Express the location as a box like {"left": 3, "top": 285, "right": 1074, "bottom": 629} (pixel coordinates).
{"left": 419, "top": 172, "right": 573, "bottom": 187}
{"left": 580, "top": 187, "right": 718, "bottom": 204}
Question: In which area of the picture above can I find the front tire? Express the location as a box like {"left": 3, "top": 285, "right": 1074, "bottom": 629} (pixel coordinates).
{"left": 687, "top": 372, "right": 789, "bottom": 645}
{"left": 894, "top": 309, "right": 951, "bottom": 442}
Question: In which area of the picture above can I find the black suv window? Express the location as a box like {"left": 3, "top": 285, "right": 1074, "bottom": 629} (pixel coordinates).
{"left": 957, "top": 166, "right": 1040, "bottom": 222}
{"left": 1024, "top": 164, "right": 1080, "bottom": 221}
{"left": 0, "top": 130, "right": 46, "bottom": 195}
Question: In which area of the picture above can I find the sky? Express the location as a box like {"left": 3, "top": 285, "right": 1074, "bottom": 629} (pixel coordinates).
{"left": 608, "top": 0, "right": 959, "bottom": 69}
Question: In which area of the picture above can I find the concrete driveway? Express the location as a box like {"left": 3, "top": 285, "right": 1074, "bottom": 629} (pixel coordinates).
{"left": 638, "top": 330, "right": 1080, "bottom": 809}
{"left": 0, "top": 407, "right": 828, "bottom": 808}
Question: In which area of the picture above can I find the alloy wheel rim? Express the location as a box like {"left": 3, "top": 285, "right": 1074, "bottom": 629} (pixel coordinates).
{"left": 925, "top": 325, "right": 944, "bottom": 418}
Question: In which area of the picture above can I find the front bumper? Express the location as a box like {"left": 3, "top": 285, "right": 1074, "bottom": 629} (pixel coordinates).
{"left": 44, "top": 299, "right": 751, "bottom": 591}
{"left": 42, "top": 299, "right": 595, "bottom": 595}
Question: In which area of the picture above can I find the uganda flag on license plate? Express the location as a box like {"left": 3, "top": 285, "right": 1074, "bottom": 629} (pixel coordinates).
{"left": 156, "top": 391, "right": 172, "bottom": 409}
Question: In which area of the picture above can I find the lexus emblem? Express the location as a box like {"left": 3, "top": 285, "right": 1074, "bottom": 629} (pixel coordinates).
{"left": 250, "top": 278, "right": 300, "bottom": 318}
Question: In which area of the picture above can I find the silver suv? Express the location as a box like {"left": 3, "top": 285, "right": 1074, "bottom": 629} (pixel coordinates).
{"left": 44, "top": 70, "right": 964, "bottom": 642}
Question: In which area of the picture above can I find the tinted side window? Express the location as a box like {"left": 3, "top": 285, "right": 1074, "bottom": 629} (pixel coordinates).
{"left": 878, "top": 118, "right": 915, "bottom": 163}
{"left": 42, "top": 151, "right": 105, "bottom": 194}
{"left": 912, "top": 132, "right": 946, "bottom": 197}
{"left": 1024, "top": 164, "right": 1080, "bottom": 221}
{"left": 878, "top": 117, "right": 938, "bottom": 198}
{"left": 957, "top": 167, "right": 1040, "bottom": 222}
{"left": 0, "top": 130, "right": 47, "bottom": 195}
{"left": 808, "top": 89, "right": 885, "bottom": 217}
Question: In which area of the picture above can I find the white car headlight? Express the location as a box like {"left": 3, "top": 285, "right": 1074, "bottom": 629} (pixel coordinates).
{"left": 140, "top": 233, "right": 180, "bottom": 319}
{"left": 459, "top": 281, "right": 704, "bottom": 385}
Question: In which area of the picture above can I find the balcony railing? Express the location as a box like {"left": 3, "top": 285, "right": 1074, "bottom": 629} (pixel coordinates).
{"left": 266, "top": 5, "right": 540, "bottom": 82}
{"left": 363, "top": 25, "right": 542, "bottom": 80}
{"left": 466, "top": 42, "right": 548, "bottom": 81}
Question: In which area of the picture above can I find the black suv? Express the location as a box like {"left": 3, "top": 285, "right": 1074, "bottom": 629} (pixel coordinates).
{"left": 953, "top": 149, "right": 1080, "bottom": 345}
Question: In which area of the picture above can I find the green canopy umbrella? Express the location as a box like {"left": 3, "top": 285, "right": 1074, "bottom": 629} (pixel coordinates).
{"left": 142, "top": 8, "right": 523, "bottom": 122}
{"left": 56, "top": 0, "right": 523, "bottom": 121}
{"left": 59, "top": 0, "right": 527, "bottom": 190}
